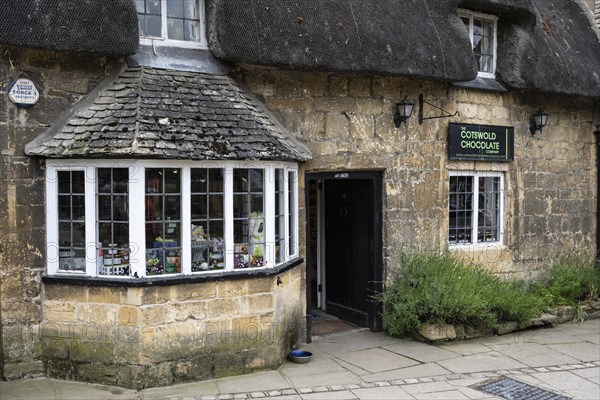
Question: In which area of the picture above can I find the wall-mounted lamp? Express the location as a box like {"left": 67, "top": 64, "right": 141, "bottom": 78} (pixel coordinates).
{"left": 529, "top": 109, "right": 549, "bottom": 135}
{"left": 393, "top": 97, "right": 414, "bottom": 127}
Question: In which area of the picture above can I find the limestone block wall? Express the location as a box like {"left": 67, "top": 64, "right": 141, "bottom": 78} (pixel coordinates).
{"left": 0, "top": 46, "right": 112, "bottom": 379}
{"left": 41, "top": 265, "right": 304, "bottom": 389}
{"left": 236, "top": 65, "right": 598, "bottom": 279}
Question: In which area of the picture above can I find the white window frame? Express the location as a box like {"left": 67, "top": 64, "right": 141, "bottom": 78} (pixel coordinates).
{"left": 448, "top": 171, "right": 504, "bottom": 247}
{"left": 46, "top": 160, "right": 299, "bottom": 278}
{"left": 458, "top": 9, "right": 498, "bottom": 79}
{"left": 138, "top": 0, "right": 208, "bottom": 49}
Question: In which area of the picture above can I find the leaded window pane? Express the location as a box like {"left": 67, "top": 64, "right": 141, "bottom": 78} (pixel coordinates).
{"left": 233, "top": 169, "right": 265, "bottom": 268}
{"left": 57, "top": 171, "right": 86, "bottom": 272}
{"left": 145, "top": 168, "right": 182, "bottom": 275}
{"left": 449, "top": 176, "right": 473, "bottom": 244}
{"left": 275, "top": 169, "right": 285, "bottom": 263}
{"left": 97, "top": 168, "right": 129, "bottom": 276}
{"left": 191, "top": 168, "right": 225, "bottom": 272}
{"left": 449, "top": 174, "right": 502, "bottom": 245}
{"left": 288, "top": 170, "right": 297, "bottom": 255}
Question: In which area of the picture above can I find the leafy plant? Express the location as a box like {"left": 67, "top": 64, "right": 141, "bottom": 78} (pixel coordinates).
{"left": 533, "top": 256, "right": 600, "bottom": 306}
{"left": 377, "top": 251, "right": 544, "bottom": 337}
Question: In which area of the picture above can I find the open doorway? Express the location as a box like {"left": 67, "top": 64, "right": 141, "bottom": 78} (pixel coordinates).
{"left": 306, "top": 171, "right": 383, "bottom": 334}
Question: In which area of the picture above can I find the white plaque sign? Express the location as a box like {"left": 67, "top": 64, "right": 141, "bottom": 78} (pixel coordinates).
{"left": 8, "top": 78, "right": 40, "bottom": 107}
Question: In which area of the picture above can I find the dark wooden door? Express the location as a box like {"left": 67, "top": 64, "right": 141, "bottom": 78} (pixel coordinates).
{"left": 324, "top": 179, "right": 373, "bottom": 327}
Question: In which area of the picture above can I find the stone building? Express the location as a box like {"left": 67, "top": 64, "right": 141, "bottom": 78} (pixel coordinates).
{"left": 1, "top": 0, "right": 599, "bottom": 389}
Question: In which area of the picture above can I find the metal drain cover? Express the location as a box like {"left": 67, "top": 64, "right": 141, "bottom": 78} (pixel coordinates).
{"left": 474, "top": 378, "right": 570, "bottom": 400}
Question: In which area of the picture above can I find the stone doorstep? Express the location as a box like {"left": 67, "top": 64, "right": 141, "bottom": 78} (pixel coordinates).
{"left": 415, "top": 301, "right": 600, "bottom": 343}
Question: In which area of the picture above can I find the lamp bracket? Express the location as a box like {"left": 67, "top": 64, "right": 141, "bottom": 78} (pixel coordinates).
{"left": 418, "top": 94, "right": 459, "bottom": 125}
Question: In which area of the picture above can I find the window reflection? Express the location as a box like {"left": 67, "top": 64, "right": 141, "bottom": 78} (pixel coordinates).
{"left": 191, "top": 168, "right": 225, "bottom": 271}
{"left": 145, "top": 168, "right": 182, "bottom": 275}
{"left": 97, "top": 168, "right": 130, "bottom": 276}
{"left": 233, "top": 169, "right": 265, "bottom": 268}
{"left": 57, "top": 171, "right": 86, "bottom": 272}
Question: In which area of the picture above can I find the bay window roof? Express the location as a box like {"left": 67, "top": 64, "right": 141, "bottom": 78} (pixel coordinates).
{"left": 25, "top": 65, "right": 312, "bottom": 162}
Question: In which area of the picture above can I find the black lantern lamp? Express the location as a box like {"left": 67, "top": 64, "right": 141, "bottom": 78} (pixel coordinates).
{"left": 530, "top": 109, "right": 549, "bottom": 135}
{"left": 394, "top": 97, "right": 414, "bottom": 127}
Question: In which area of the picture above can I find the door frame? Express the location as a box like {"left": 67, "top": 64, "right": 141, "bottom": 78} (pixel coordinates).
{"left": 305, "top": 171, "right": 384, "bottom": 332}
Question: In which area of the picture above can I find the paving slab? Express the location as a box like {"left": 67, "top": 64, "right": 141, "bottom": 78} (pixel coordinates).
{"left": 362, "top": 363, "right": 452, "bottom": 382}
{"left": 383, "top": 341, "right": 461, "bottom": 363}
{"left": 333, "top": 356, "right": 372, "bottom": 376}
{"left": 279, "top": 355, "right": 358, "bottom": 388}
{"left": 411, "top": 389, "right": 470, "bottom": 399}
{"left": 300, "top": 390, "right": 358, "bottom": 399}
{"left": 562, "top": 388, "right": 600, "bottom": 400}
{"left": 571, "top": 366, "right": 600, "bottom": 379}
{"left": 486, "top": 342, "right": 580, "bottom": 367}
{"left": 531, "top": 370, "right": 599, "bottom": 391}
{"left": 555, "top": 319, "right": 600, "bottom": 334}
{"left": 143, "top": 379, "right": 219, "bottom": 399}
{"left": 214, "top": 370, "right": 290, "bottom": 394}
{"left": 437, "top": 351, "right": 527, "bottom": 374}
{"left": 547, "top": 342, "right": 600, "bottom": 362}
{"left": 350, "top": 385, "right": 414, "bottom": 399}
{"left": 402, "top": 381, "right": 456, "bottom": 395}
{"left": 336, "top": 348, "right": 420, "bottom": 373}
{"left": 0, "top": 378, "right": 138, "bottom": 400}
{"left": 522, "top": 327, "right": 590, "bottom": 344}
{"left": 313, "top": 330, "right": 401, "bottom": 355}
{"left": 577, "top": 333, "right": 600, "bottom": 345}
{"left": 454, "top": 386, "right": 500, "bottom": 399}
{"left": 437, "top": 342, "right": 492, "bottom": 356}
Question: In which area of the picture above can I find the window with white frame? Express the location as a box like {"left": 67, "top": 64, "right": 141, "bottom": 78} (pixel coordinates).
{"left": 448, "top": 172, "right": 503, "bottom": 245}
{"left": 458, "top": 9, "right": 498, "bottom": 78}
{"left": 136, "top": 0, "right": 206, "bottom": 47}
{"left": 46, "top": 161, "right": 299, "bottom": 277}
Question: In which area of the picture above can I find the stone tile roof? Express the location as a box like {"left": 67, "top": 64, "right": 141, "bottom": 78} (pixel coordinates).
{"left": 25, "top": 66, "right": 312, "bottom": 161}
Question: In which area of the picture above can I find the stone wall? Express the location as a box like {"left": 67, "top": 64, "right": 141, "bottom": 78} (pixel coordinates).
{"left": 236, "top": 65, "right": 598, "bottom": 280}
{"left": 0, "top": 46, "right": 112, "bottom": 379}
{"left": 41, "top": 267, "right": 304, "bottom": 389}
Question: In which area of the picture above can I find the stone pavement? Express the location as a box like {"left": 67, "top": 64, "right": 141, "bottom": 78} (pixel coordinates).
{"left": 1, "top": 319, "right": 599, "bottom": 400}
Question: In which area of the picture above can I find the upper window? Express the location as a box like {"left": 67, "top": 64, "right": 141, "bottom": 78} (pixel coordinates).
{"left": 136, "top": 0, "right": 206, "bottom": 48}
{"left": 46, "top": 161, "right": 299, "bottom": 278}
{"left": 448, "top": 172, "right": 503, "bottom": 245}
{"left": 458, "top": 10, "right": 498, "bottom": 78}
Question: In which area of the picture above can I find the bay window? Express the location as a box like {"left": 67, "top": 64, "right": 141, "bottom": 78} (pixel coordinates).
{"left": 46, "top": 161, "right": 299, "bottom": 277}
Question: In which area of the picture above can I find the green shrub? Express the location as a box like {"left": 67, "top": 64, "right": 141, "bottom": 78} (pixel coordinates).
{"left": 533, "top": 257, "right": 600, "bottom": 306}
{"left": 377, "top": 252, "right": 545, "bottom": 337}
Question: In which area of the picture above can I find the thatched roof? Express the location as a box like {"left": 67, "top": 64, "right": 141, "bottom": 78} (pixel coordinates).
{"left": 1, "top": 1, "right": 598, "bottom": 97}
{"left": 0, "top": 0, "right": 138, "bottom": 55}
{"left": 208, "top": 0, "right": 600, "bottom": 97}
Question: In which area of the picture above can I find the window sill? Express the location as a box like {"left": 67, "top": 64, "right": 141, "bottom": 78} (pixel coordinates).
{"left": 449, "top": 242, "right": 505, "bottom": 247}
{"left": 452, "top": 77, "right": 508, "bottom": 93}
{"left": 128, "top": 44, "right": 231, "bottom": 74}
{"left": 42, "top": 257, "right": 303, "bottom": 287}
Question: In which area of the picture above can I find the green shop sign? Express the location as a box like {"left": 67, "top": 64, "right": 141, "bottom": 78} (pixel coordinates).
{"left": 448, "top": 123, "right": 514, "bottom": 162}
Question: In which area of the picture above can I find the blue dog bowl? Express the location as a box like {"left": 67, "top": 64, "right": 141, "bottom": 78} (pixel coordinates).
{"left": 288, "top": 350, "right": 313, "bottom": 363}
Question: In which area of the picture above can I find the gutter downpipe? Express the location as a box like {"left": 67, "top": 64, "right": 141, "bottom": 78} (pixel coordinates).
{"left": 595, "top": 123, "right": 600, "bottom": 267}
